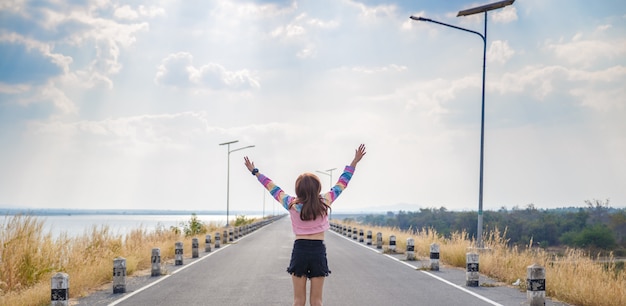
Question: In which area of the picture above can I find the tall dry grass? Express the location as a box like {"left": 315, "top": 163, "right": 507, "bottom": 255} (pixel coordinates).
{"left": 340, "top": 220, "right": 626, "bottom": 306}
{"left": 0, "top": 214, "right": 223, "bottom": 306}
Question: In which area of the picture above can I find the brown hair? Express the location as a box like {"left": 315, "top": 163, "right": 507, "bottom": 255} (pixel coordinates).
{"left": 290, "top": 173, "right": 330, "bottom": 221}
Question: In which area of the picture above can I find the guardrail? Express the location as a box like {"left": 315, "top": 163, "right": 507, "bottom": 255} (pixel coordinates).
{"left": 50, "top": 215, "right": 285, "bottom": 306}
{"left": 329, "top": 222, "right": 546, "bottom": 306}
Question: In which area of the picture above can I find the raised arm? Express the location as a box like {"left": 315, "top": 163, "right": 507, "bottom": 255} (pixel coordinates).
{"left": 323, "top": 144, "right": 367, "bottom": 205}
{"left": 350, "top": 144, "right": 367, "bottom": 168}
{"left": 244, "top": 156, "right": 294, "bottom": 210}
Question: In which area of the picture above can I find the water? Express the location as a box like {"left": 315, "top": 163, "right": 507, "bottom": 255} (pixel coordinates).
{"left": 36, "top": 214, "right": 264, "bottom": 239}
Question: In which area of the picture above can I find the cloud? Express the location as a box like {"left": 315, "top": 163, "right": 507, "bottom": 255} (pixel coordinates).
{"left": 492, "top": 64, "right": 626, "bottom": 112}
{"left": 114, "top": 4, "right": 165, "bottom": 20}
{"left": 491, "top": 6, "right": 518, "bottom": 23}
{"left": 30, "top": 111, "right": 214, "bottom": 154}
{"left": 155, "top": 52, "right": 260, "bottom": 90}
{"left": 0, "top": 31, "right": 72, "bottom": 77}
{"left": 488, "top": 40, "right": 515, "bottom": 64}
{"left": 545, "top": 34, "right": 626, "bottom": 67}
{"left": 347, "top": 0, "right": 397, "bottom": 20}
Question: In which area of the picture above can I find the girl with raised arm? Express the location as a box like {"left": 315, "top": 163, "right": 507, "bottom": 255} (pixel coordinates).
{"left": 244, "top": 144, "right": 366, "bottom": 306}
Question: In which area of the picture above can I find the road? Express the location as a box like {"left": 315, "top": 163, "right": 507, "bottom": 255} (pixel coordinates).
{"left": 77, "top": 216, "right": 567, "bottom": 305}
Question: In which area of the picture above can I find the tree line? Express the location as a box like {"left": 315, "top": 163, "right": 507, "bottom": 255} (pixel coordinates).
{"left": 354, "top": 199, "right": 626, "bottom": 254}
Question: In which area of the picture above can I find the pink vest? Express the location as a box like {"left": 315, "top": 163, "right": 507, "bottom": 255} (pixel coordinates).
{"left": 288, "top": 205, "right": 329, "bottom": 235}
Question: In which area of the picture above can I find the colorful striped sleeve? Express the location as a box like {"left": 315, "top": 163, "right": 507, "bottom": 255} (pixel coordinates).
{"left": 257, "top": 174, "right": 295, "bottom": 211}
{"left": 322, "top": 165, "right": 355, "bottom": 205}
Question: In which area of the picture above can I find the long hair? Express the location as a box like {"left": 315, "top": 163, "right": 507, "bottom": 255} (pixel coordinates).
{"left": 291, "top": 173, "right": 330, "bottom": 221}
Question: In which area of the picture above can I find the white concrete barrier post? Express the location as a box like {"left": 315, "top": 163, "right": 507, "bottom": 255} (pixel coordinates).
{"left": 175, "top": 241, "right": 184, "bottom": 265}
{"left": 430, "top": 243, "right": 440, "bottom": 271}
{"left": 113, "top": 257, "right": 126, "bottom": 294}
{"left": 527, "top": 264, "right": 546, "bottom": 306}
{"left": 205, "top": 234, "right": 212, "bottom": 252}
{"left": 348, "top": 226, "right": 352, "bottom": 238}
{"left": 343, "top": 225, "right": 347, "bottom": 236}
{"left": 223, "top": 230, "right": 229, "bottom": 244}
{"left": 466, "top": 252, "right": 479, "bottom": 287}
{"left": 151, "top": 248, "right": 161, "bottom": 276}
{"left": 51, "top": 272, "right": 69, "bottom": 306}
{"left": 389, "top": 235, "right": 396, "bottom": 253}
{"left": 215, "top": 232, "right": 221, "bottom": 248}
{"left": 406, "top": 238, "right": 416, "bottom": 261}
{"left": 192, "top": 237, "right": 199, "bottom": 258}
{"left": 353, "top": 228, "right": 358, "bottom": 240}
{"left": 366, "top": 230, "right": 372, "bottom": 245}
{"left": 358, "top": 229, "right": 364, "bottom": 242}
{"left": 228, "top": 228, "right": 234, "bottom": 242}
{"left": 376, "top": 232, "right": 383, "bottom": 249}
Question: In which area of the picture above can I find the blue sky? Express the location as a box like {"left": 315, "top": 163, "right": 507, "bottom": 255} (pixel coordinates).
{"left": 0, "top": 0, "right": 624, "bottom": 213}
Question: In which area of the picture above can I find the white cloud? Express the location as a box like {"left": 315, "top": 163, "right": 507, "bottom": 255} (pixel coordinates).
{"left": 155, "top": 52, "right": 260, "bottom": 90}
{"left": 350, "top": 64, "right": 407, "bottom": 74}
{"left": 488, "top": 40, "right": 515, "bottom": 64}
{"left": 493, "top": 64, "right": 626, "bottom": 111}
{"left": 0, "top": 0, "right": 27, "bottom": 13}
{"left": 491, "top": 6, "right": 518, "bottom": 23}
{"left": 138, "top": 5, "right": 165, "bottom": 18}
{"left": 545, "top": 33, "right": 626, "bottom": 67}
{"left": 30, "top": 111, "right": 214, "bottom": 154}
{"left": 0, "top": 31, "right": 73, "bottom": 73}
{"left": 0, "top": 82, "right": 30, "bottom": 94}
{"left": 114, "top": 5, "right": 139, "bottom": 20}
{"left": 347, "top": 0, "right": 397, "bottom": 20}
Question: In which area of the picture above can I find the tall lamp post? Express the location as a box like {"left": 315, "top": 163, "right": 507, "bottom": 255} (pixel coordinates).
{"left": 316, "top": 168, "right": 336, "bottom": 219}
{"left": 219, "top": 140, "right": 255, "bottom": 226}
{"left": 410, "top": 0, "right": 514, "bottom": 248}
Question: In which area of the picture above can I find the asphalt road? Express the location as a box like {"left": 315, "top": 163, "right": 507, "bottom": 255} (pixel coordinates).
{"left": 77, "top": 216, "right": 568, "bottom": 306}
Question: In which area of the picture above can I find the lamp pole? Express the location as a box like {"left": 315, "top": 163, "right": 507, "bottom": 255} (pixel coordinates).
{"left": 219, "top": 140, "right": 255, "bottom": 227}
{"left": 316, "top": 168, "right": 337, "bottom": 219}
{"left": 410, "top": 0, "right": 514, "bottom": 248}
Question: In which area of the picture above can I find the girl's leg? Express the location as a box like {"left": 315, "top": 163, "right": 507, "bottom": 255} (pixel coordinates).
{"left": 309, "top": 276, "right": 325, "bottom": 306}
{"left": 292, "top": 275, "right": 307, "bottom": 306}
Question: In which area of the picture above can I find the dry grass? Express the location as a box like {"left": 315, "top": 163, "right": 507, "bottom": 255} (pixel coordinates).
{"left": 339, "top": 220, "right": 626, "bottom": 306}
{"left": 0, "top": 215, "right": 225, "bottom": 306}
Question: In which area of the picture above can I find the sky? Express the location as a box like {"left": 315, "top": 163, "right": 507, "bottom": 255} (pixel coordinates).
{"left": 0, "top": 0, "right": 625, "bottom": 214}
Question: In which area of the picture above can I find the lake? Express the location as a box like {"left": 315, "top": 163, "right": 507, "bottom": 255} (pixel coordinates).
{"left": 34, "top": 214, "right": 265, "bottom": 239}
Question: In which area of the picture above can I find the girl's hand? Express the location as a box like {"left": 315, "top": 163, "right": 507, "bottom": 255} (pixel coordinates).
{"left": 350, "top": 144, "right": 366, "bottom": 168}
{"left": 244, "top": 156, "right": 256, "bottom": 172}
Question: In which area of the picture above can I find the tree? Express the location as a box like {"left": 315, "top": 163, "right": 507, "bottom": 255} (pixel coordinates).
{"left": 572, "top": 224, "right": 616, "bottom": 250}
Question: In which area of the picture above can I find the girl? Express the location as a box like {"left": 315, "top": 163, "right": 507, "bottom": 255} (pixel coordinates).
{"left": 244, "top": 144, "right": 366, "bottom": 306}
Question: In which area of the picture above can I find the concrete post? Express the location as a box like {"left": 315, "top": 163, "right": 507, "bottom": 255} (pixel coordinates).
{"left": 228, "top": 228, "right": 234, "bottom": 242}
{"left": 406, "top": 238, "right": 415, "bottom": 261}
{"left": 348, "top": 226, "right": 352, "bottom": 238}
{"left": 527, "top": 264, "right": 546, "bottom": 306}
{"left": 215, "top": 232, "right": 221, "bottom": 248}
{"left": 466, "top": 252, "right": 479, "bottom": 287}
{"left": 151, "top": 248, "right": 161, "bottom": 276}
{"left": 430, "top": 243, "right": 440, "bottom": 271}
{"left": 205, "top": 234, "right": 212, "bottom": 252}
{"left": 51, "top": 272, "right": 69, "bottom": 306}
{"left": 389, "top": 235, "right": 396, "bottom": 253}
{"left": 366, "top": 230, "right": 372, "bottom": 245}
{"left": 113, "top": 257, "right": 126, "bottom": 294}
{"left": 223, "top": 230, "right": 229, "bottom": 244}
{"left": 175, "top": 241, "right": 183, "bottom": 265}
{"left": 192, "top": 237, "right": 199, "bottom": 258}
{"left": 343, "top": 225, "right": 347, "bottom": 236}
{"left": 358, "top": 229, "right": 364, "bottom": 242}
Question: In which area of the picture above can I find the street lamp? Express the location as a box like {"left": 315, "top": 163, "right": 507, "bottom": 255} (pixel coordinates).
{"left": 219, "top": 140, "right": 255, "bottom": 226}
{"left": 316, "top": 168, "right": 337, "bottom": 219}
{"left": 410, "top": 0, "right": 514, "bottom": 248}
